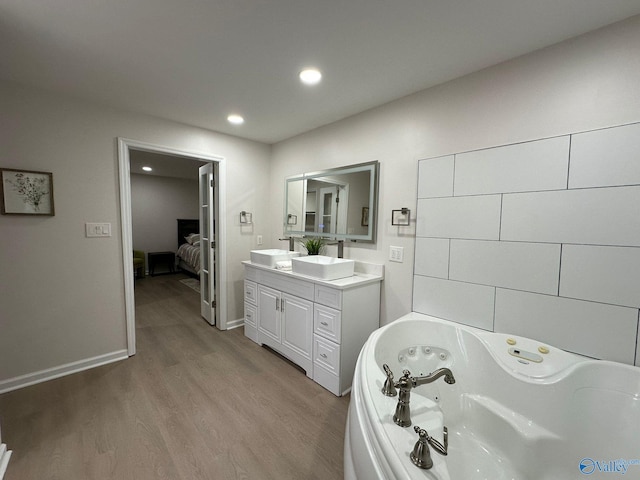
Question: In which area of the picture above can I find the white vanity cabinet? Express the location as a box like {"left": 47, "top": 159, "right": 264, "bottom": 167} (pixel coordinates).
{"left": 243, "top": 261, "right": 382, "bottom": 396}
{"left": 256, "top": 284, "right": 314, "bottom": 377}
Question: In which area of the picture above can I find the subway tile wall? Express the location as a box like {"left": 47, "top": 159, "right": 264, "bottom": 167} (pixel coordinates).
{"left": 414, "top": 122, "right": 640, "bottom": 366}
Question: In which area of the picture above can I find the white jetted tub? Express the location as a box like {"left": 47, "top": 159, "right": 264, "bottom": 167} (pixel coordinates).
{"left": 345, "top": 313, "right": 640, "bottom": 480}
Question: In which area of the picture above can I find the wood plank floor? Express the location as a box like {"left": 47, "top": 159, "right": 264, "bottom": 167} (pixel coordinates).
{"left": 0, "top": 274, "right": 351, "bottom": 480}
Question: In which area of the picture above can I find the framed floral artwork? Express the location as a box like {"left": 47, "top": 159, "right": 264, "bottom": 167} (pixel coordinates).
{"left": 1, "top": 168, "right": 55, "bottom": 216}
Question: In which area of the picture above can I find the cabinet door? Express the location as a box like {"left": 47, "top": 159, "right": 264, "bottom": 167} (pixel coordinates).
{"left": 281, "top": 293, "right": 313, "bottom": 360}
{"left": 257, "top": 285, "right": 281, "bottom": 343}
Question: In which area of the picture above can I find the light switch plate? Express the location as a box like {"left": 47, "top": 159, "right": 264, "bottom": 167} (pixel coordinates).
{"left": 86, "top": 223, "right": 111, "bottom": 237}
{"left": 390, "top": 246, "right": 404, "bottom": 263}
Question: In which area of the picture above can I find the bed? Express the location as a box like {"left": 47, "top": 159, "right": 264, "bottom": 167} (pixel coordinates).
{"left": 176, "top": 219, "right": 201, "bottom": 276}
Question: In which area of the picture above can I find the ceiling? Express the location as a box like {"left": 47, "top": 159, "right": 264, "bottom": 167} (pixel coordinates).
{"left": 2, "top": 1, "right": 640, "bottom": 144}
{"left": 129, "top": 150, "right": 205, "bottom": 179}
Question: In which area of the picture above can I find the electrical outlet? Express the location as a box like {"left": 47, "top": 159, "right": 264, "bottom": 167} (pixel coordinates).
{"left": 257, "top": 235, "right": 263, "bottom": 245}
{"left": 389, "top": 246, "right": 404, "bottom": 263}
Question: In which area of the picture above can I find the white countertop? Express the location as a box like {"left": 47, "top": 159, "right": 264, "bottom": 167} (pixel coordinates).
{"left": 242, "top": 260, "right": 384, "bottom": 289}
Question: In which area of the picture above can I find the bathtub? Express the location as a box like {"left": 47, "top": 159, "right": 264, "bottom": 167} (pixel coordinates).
{"left": 345, "top": 313, "right": 640, "bottom": 480}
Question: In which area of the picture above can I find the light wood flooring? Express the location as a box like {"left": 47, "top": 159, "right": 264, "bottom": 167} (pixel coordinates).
{"left": 0, "top": 274, "right": 351, "bottom": 479}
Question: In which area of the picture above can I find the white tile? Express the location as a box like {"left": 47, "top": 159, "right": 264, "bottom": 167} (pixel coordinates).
{"left": 495, "top": 289, "right": 638, "bottom": 364}
{"left": 414, "top": 238, "right": 449, "bottom": 278}
{"left": 570, "top": 122, "right": 640, "bottom": 189}
{"left": 450, "top": 240, "right": 560, "bottom": 294}
{"left": 417, "top": 156, "right": 454, "bottom": 198}
{"left": 416, "top": 195, "right": 501, "bottom": 240}
{"left": 560, "top": 245, "right": 640, "bottom": 308}
{"left": 455, "top": 136, "right": 569, "bottom": 195}
{"left": 501, "top": 186, "right": 640, "bottom": 246}
{"left": 413, "top": 276, "right": 495, "bottom": 330}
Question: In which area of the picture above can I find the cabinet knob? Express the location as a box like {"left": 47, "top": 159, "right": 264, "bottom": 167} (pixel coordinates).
{"left": 320, "top": 353, "right": 328, "bottom": 359}
{"left": 320, "top": 321, "right": 329, "bottom": 326}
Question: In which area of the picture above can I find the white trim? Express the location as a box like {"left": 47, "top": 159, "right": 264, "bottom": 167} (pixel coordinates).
{"left": 225, "top": 318, "right": 245, "bottom": 330}
{"left": 0, "top": 350, "right": 128, "bottom": 394}
{"left": 0, "top": 443, "right": 11, "bottom": 480}
{"left": 117, "top": 138, "right": 228, "bottom": 353}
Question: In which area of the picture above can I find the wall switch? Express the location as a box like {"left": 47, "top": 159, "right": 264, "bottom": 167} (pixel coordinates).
{"left": 389, "top": 246, "right": 404, "bottom": 263}
{"left": 86, "top": 222, "right": 112, "bottom": 238}
{"left": 257, "top": 235, "right": 263, "bottom": 245}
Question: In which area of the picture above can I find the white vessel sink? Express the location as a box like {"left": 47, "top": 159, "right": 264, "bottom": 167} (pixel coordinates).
{"left": 291, "top": 255, "right": 355, "bottom": 280}
{"left": 250, "top": 249, "right": 300, "bottom": 268}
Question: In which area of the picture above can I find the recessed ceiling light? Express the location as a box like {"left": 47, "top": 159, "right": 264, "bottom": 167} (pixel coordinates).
{"left": 142, "top": 166, "right": 152, "bottom": 172}
{"left": 299, "top": 68, "right": 322, "bottom": 85}
{"left": 227, "top": 114, "right": 245, "bottom": 125}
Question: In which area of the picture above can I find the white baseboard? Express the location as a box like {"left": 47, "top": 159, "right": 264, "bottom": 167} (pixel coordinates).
{"left": 225, "top": 318, "right": 244, "bottom": 330}
{"left": 0, "top": 350, "right": 129, "bottom": 394}
{"left": 0, "top": 443, "right": 12, "bottom": 480}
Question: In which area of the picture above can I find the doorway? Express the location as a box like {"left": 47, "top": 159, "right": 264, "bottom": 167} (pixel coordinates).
{"left": 117, "top": 138, "right": 227, "bottom": 356}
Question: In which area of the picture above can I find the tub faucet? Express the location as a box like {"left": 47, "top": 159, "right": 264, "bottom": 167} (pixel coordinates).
{"left": 392, "top": 368, "right": 456, "bottom": 427}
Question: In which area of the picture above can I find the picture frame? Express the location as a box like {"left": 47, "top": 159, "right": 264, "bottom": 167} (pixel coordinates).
{"left": 361, "top": 207, "right": 369, "bottom": 227}
{"left": 1, "top": 168, "right": 55, "bottom": 216}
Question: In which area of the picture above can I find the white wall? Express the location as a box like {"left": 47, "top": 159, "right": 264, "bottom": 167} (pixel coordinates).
{"left": 0, "top": 80, "right": 271, "bottom": 388}
{"left": 270, "top": 16, "right": 640, "bottom": 328}
{"left": 130, "top": 173, "right": 199, "bottom": 264}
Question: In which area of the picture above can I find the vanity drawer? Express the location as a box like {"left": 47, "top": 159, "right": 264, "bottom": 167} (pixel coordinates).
{"left": 314, "top": 304, "right": 341, "bottom": 343}
{"left": 244, "top": 301, "right": 257, "bottom": 328}
{"left": 315, "top": 285, "right": 342, "bottom": 310}
{"left": 244, "top": 301, "right": 258, "bottom": 343}
{"left": 244, "top": 280, "right": 257, "bottom": 305}
{"left": 313, "top": 334, "right": 340, "bottom": 376}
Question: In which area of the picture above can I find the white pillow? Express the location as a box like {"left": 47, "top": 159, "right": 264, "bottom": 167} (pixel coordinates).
{"left": 185, "top": 233, "right": 200, "bottom": 245}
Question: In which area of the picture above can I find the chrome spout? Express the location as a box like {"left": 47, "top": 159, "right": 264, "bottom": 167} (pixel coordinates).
{"left": 279, "top": 237, "right": 295, "bottom": 251}
{"left": 324, "top": 239, "right": 345, "bottom": 258}
{"left": 411, "top": 368, "right": 456, "bottom": 388}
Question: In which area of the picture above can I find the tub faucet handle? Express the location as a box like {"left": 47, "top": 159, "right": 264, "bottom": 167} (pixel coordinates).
{"left": 427, "top": 426, "right": 448, "bottom": 456}
{"left": 410, "top": 426, "right": 448, "bottom": 470}
{"left": 381, "top": 364, "right": 397, "bottom": 397}
{"left": 410, "top": 426, "right": 433, "bottom": 469}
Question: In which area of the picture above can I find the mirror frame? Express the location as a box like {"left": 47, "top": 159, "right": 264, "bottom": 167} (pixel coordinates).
{"left": 284, "top": 160, "right": 379, "bottom": 242}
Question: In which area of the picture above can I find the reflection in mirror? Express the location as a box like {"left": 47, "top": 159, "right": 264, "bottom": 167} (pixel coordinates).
{"left": 284, "top": 161, "right": 378, "bottom": 242}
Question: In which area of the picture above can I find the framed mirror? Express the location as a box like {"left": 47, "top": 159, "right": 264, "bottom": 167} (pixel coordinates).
{"left": 284, "top": 161, "right": 379, "bottom": 242}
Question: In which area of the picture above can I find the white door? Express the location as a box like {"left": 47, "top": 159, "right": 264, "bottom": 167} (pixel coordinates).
{"left": 318, "top": 184, "right": 348, "bottom": 235}
{"left": 318, "top": 186, "right": 338, "bottom": 234}
{"left": 199, "top": 163, "right": 216, "bottom": 325}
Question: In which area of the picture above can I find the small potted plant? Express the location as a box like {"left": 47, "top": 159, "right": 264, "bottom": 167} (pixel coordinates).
{"left": 300, "top": 237, "right": 326, "bottom": 256}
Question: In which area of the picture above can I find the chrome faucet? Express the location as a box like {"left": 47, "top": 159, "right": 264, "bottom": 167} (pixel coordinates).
{"left": 324, "top": 239, "right": 344, "bottom": 258}
{"left": 390, "top": 368, "right": 456, "bottom": 427}
{"left": 279, "top": 237, "right": 295, "bottom": 251}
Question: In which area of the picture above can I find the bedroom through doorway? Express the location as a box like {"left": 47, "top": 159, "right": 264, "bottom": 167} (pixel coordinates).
{"left": 118, "top": 138, "right": 227, "bottom": 357}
